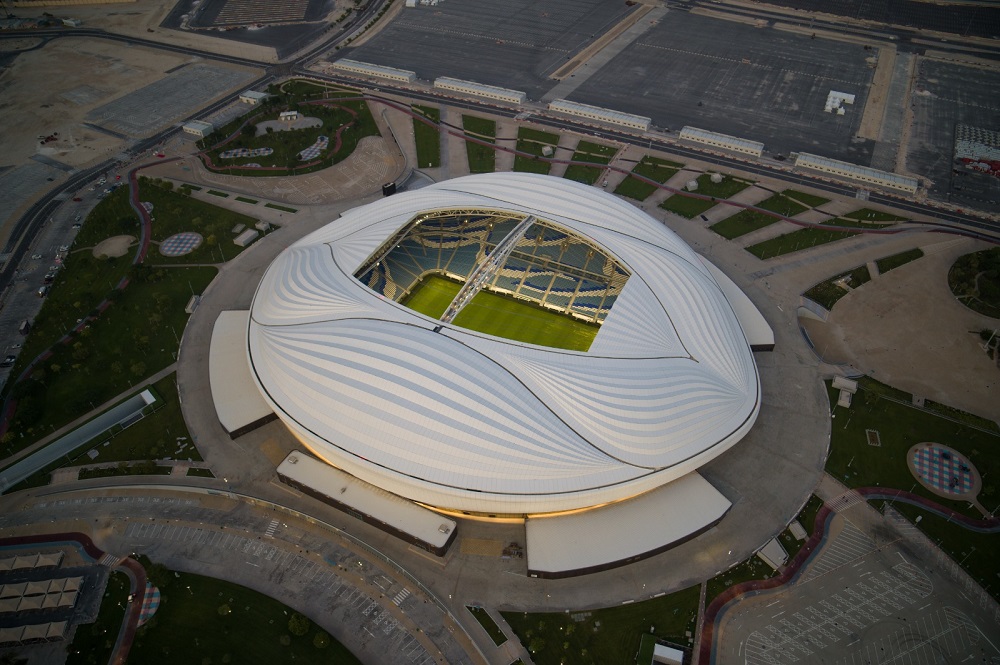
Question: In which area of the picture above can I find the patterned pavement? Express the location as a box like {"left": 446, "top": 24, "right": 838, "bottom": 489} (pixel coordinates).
{"left": 159, "top": 232, "right": 203, "bottom": 257}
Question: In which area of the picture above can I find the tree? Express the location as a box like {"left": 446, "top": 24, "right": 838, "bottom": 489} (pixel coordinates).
{"left": 217, "top": 604, "right": 232, "bottom": 616}
{"left": 313, "top": 631, "right": 330, "bottom": 649}
{"left": 130, "top": 361, "right": 146, "bottom": 377}
{"left": 288, "top": 612, "right": 310, "bottom": 636}
{"left": 145, "top": 561, "right": 171, "bottom": 590}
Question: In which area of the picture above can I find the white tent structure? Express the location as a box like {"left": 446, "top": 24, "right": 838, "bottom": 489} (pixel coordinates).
{"left": 247, "top": 173, "right": 769, "bottom": 517}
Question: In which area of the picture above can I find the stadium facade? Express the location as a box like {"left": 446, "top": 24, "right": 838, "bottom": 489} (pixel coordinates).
{"left": 246, "top": 173, "right": 769, "bottom": 517}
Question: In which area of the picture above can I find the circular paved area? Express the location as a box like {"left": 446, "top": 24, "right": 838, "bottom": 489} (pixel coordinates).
{"left": 908, "top": 442, "right": 980, "bottom": 499}
{"left": 92, "top": 235, "right": 134, "bottom": 259}
{"left": 159, "top": 231, "right": 203, "bottom": 257}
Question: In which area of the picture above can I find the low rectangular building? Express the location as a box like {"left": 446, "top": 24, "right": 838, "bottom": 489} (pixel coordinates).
{"left": 182, "top": 120, "right": 214, "bottom": 138}
{"left": 433, "top": 77, "right": 526, "bottom": 104}
{"left": 548, "top": 99, "right": 650, "bottom": 132}
{"left": 234, "top": 229, "right": 259, "bottom": 247}
{"left": 794, "top": 153, "right": 919, "bottom": 194}
{"left": 277, "top": 451, "right": 458, "bottom": 556}
{"left": 239, "top": 90, "right": 269, "bottom": 105}
{"left": 331, "top": 59, "right": 416, "bottom": 83}
{"left": 679, "top": 127, "right": 763, "bottom": 157}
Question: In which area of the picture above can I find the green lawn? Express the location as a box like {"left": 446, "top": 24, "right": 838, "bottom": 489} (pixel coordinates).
{"left": 710, "top": 209, "right": 779, "bottom": 239}
{"left": 746, "top": 218, "right": 897, "bottom": 259}
{"left": 128, "top": 567, "right": 362, "bottom": 665}
{"left": 468, "top": 606, "right": 508, "bottom": 646}
{"left": 514, "top": 134, "right": 553, "bottom": 175}
{"left": 78, "top": 462, "right": 172, "bottom": 480}
{"left": 517, "top": 127, "right": 559, "bottom": 145}
{"left": 141, "top": 178, "right": 262, "bottom": 265}
{"left": 659, "top": 173, "right": 752, "bottom": 218}
{"left": 412, "top": 105, "right": 441, "bottom": 168}
{"left": 845, "top": 208, "right": 908, "bottom": 222}
{"left": 755, "top": 193, "right": 809, "bottom": 217}
{"left": 7, "top": 266, "right": 217, "bottom": 444}
{"left": 235, "top": 196, "right": 258, "bottom": 204}
{"left": 501, "top": 585, "right": 699, "bottom": 665}
{"left": 827, "top": 377, "right": 1000, "bottom": 519}
{"left": 782, "top": 189, "right": 830, "bottom": 208}
{"left": 876, "top": 248, "right": 923, "bottom": 274}
{"left": 66, "top": 571, "right": 130, "bottom": 665}
{"left": 77, "top": 373, "right": 199, "bottom": 465}
{"left": 187, "top": 467, "right": 215, "bottom": 478}
{"left": 463, "top": 115, "right": 497, "bottom": 174}
{"left": 563, "top": 140, "right": 616, "bottom": 185}
{"left": 613, "top": 156, "right": 683, "bottom": 201}
{"left": 400, "top": 276, "right": 599, "bottom": 351}
{"left": 803, "top": 265, "right": 871, "bottom": 310}
{"left": 949, "top": 247, "right": 1000, "bottom": 319}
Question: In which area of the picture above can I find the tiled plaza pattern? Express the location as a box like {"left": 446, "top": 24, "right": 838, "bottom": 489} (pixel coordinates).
{"left": 219, "top": 147, "right": 274, "bottom": 160}
{"left": 298, "top": 135, "right": 329, "bottom": 161}
{"left": 159, "top": 232, "right": 203, "bottom": 257}
{"left": 912, "top": 445, "right": 974, "bottom": 495}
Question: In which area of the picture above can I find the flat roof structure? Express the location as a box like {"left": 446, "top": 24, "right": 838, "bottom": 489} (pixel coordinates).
{"left": 248, "top": 173, "right": 766, "bottom": 517}
{"left": 524, "top": 472, "right": 731, "bottom": 578}
{"left": 331, "top": 59, "right": 416, "bottom": 83}
{"left": 239, "top": 90, "right": 269, "bottom": 104}
{"left": 679, "top": 127, "right": 764, "bottom": 157}
{"left": 182, "top": 120, "right": 214, "bottom": 137}
{"left": 548, "top": 99, "right": 650, "bottom": 132}
{"left": 433, "top": 77, "right": 526, "bottom": 104}
{"left": 795, "top": 153, "right": 919, "bottom": 194}
{"left": 209, "top": 311, "right": 276, "bottom": 438}
{"left": 277, "top": 451, "right": 457, "bottom": 556}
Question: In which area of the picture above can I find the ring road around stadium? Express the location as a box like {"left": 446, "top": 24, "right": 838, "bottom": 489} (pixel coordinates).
{"left": 210, "top": 173, "right": 774, "bottom": 576}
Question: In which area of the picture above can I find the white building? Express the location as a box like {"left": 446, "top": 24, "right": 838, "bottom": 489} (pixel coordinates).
{"left": 245, "top": 173, "right": 770, "bottom": 517}
{"left": 795, "top": 153, "right": 919, "bottom": 194}
{"left": 330, "top": 59, "right": 416, "bottom": 83}
{"left": 547, "top": 99, "right": 650, "bottom": 132}
{"left": 181, "top": 120, "right": 214, "bottom": 138}
{"left": 239, "top": 90, "right": 269, "bottom": 105}
{"left": 433, "top": 77, "right": 526, "bottom": 104}
{"left": 678, "top": 127, "right": 763, "bottom": 157}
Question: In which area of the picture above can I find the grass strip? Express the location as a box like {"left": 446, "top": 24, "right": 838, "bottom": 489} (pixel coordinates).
{"left": 875, "top": 248, "right": 923, "bottom": 274}
{"left": 207, "top": 190, "right": 229, "bottom": 198}
{"left": 781, "top": 189, "right": 829, "bottom": 208}
{"left": 467, "top": 606, "right": 508, "bottom": 646}
{"left": 264, "top": 203, "right": 298, "bottom": 213}
{"left": 235, "top": 196, "right": 259, "bottom": 204}
{"left": 412, "top": 105, "right": 442, "bottom": 168}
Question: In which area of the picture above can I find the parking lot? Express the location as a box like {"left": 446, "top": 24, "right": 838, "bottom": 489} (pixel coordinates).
{"left": 716, "top": 500, "right": 1000, "bottom": 665}
{"left": 345, "top": 0, "right": 636, "bottom": 99}
{"left": 905, "top": 57, "right": 1000, "bottom": 211}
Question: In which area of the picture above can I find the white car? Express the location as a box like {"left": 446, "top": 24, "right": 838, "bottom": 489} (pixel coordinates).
{"left": 30, "top": 254, "right": 42, "bottom": 260}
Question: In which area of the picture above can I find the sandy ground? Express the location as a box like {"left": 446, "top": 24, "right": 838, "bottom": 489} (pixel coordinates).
{"left": 801, "top": 238, "right": 1000, "bottom": 422}
{"left": 36, "top": 0, "right": 278, "bottom": 62}
{"left": 92, "top": 235, "right": 135, "bottom": 258}
{"left": 0, "top": 37, "right": 193, "bottom": 168}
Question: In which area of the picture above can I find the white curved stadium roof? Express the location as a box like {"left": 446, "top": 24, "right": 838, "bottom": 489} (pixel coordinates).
{"left": 248, "top": 173, "right": 762, "bottom": 515}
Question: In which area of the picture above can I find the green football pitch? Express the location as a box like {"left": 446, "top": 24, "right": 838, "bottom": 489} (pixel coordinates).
{"left": 400, "top": 275, "right": 599, "bottom": 351}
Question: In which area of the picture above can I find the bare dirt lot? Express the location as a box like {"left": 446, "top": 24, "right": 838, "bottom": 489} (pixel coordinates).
{"left": 0, "top": 37, "right": 193, "bottom": 169}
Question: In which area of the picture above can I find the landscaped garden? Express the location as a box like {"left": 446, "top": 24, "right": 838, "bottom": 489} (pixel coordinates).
{"left": 949, "top": 247, "right": 1000, "bottom": 318}
{"left": 613, "top": 156, "right": 682, "bottom": 201}
{"left": 659, "top": 173, "right": 752, "bottom": 218}
{"left": 826, "top": 377, "right": 1000, "bottom": 518}
{"left": 463, "top": 115, "right": 497, "bottom": 174}
{"left": 198, "top": 81, "right": 379, "bottom": 176}
{"left": 502, "top": 585, "right": 699, "bottom": 665}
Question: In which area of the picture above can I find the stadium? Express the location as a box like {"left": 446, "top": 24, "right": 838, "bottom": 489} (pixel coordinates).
{"left": 244, "top": 172, "right": 772, "bottom": 521}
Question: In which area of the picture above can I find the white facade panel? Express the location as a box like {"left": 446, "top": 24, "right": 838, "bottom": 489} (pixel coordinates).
{"left": 247, "top": 173, "right": 764, "bottom": 515}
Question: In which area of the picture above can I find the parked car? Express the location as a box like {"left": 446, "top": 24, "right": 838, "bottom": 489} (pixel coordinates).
{"left": 30, "top": 253, "right": 42, "bottom": 260}
{"left": 71, "top": 223, "right": 82, "bottom": 229}
{"left": 37, "top": 285, "right": 49, "bottom": 297}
